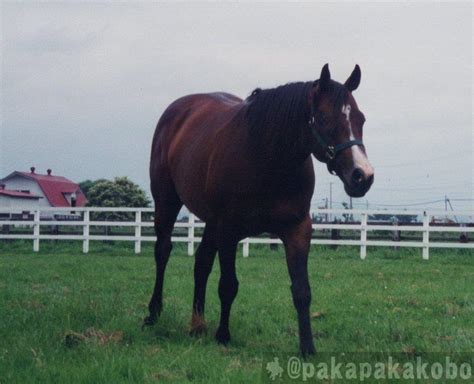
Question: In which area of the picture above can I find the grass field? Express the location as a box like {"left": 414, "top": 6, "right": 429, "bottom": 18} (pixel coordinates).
{"left": 1, "top": 241, "right": 473, "bottom": 383}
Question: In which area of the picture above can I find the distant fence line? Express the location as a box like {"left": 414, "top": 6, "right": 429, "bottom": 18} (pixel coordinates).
{"left": 0, "top": 207, "right": 473, "bottom": 260}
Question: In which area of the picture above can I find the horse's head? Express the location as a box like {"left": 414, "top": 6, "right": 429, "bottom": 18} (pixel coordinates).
{"left": 309, "top": 64, "right": 374, "bottom": 197}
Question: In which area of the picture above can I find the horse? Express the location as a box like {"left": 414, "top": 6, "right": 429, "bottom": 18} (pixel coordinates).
{"left": 144, "top": 64, "right": 374, "bottom": 356}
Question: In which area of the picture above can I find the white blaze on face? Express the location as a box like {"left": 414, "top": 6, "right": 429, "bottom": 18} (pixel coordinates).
{"left": 341, "top": 104, "right": 374, "bottom": 176}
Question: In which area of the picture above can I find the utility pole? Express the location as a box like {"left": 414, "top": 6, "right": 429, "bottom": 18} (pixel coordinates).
{"left": 349, "top": 197, "right": 353, "bottom": 222}
{"left": 329, "top": 182, "right": 333, "bottom": 222}
{"left": 325, "top": 198, "right": 328, "bottom": 222}
{"left": 444, "top": 195, "right": 448, "bottom": 222}
{"left": 446, "top": 197, "right": 458, "bottom": 223}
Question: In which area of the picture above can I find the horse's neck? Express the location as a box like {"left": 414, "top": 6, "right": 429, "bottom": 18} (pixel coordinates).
{"left": 256, "top": 118, "right": 312, "bottom": 173}
{"left": 241, "top": 86, "right": 314, "bottom": 173}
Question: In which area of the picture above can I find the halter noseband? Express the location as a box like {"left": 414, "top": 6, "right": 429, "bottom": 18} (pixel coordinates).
{"left": 308, "top": 110, "right": 364, "bottom": 163}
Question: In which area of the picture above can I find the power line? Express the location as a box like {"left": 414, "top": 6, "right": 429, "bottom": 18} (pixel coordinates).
{"left": 313, "top": 198, "right": 473, "bottom": 208}
{"left": 374, "top": 183, "right": 467, "bottom": 189}
{"left": 359, "top": 199, "right": 471, "bottom": 207}
{"left": 370, "top": 200, "right": 444, "bottom": 207}
{"left": 376, "top": 152, "right": 471, "bottom": 168}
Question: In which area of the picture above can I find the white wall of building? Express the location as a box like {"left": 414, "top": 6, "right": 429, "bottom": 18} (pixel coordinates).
{"left": 1, "top": 175, "right": 51, "bottom": 207}
{"left": 0, "top": 194, "right": 41, "bottom": 209}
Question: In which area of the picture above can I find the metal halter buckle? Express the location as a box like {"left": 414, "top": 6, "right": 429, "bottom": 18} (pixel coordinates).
{"left": 326, "top": 146, "right": 336, "bottom": 160}
{"left": 309, "top": 109, "right": 363, "bottom": 164}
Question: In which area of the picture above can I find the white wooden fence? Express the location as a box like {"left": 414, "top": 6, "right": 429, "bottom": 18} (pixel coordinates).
{"left": 0, "top": 207, "right": 473, "bottom": 260}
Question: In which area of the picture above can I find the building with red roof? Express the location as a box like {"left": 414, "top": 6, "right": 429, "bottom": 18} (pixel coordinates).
{"left": 0, "top": 167, "right": 86, "bottom": 209}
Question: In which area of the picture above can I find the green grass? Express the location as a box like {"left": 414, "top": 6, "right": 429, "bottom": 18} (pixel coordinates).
{"left": 0, "top": 241, "right": 473, "bottom": 383}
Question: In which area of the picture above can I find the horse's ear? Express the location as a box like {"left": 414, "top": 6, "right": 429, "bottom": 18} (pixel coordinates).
{"left": 318, "top": 63, "right": 331, "bottom": 90}
{"left": 345, "top": 64, "right": 361, "bottom": 92}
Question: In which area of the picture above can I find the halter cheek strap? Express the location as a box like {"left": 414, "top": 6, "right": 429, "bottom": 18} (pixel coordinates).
{"left": 308, "top": 115, "right": 364, "bottom": 162}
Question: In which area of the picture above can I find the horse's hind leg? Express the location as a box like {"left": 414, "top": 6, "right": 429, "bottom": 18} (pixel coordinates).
{"left": 143, "top": 182, "right": 182, "bottom": 326}
{"left": 190, "top": 223, "right": 217, "bottom": 335}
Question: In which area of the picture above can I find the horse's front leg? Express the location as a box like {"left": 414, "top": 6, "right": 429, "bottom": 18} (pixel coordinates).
{"left": 279, "top": 216, "right": 315, "bottom": 357}
{"left": 215, "top": 234, "right": 239, "bottom": 345}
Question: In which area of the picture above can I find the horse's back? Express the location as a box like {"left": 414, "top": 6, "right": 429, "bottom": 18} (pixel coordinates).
{"left": 152, "top": 92, "right": 239, "bottom": 157}
{"left": 152, "top": 92, "right": 241, "bottom": 153}
{"left": 150, "top": 92, "right": 244, "bottom": 219}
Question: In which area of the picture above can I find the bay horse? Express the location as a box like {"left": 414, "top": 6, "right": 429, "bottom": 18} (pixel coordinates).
{"left": 145, "top": 64, "right": 374, "bottom": 356}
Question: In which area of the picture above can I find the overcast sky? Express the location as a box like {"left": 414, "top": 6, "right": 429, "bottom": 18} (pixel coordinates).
{"left": 1, "top": 2, "right": 472, "bottom": 212}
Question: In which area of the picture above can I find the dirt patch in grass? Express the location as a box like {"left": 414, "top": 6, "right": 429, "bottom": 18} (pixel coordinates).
{"left": 64, "top": 327, "right": 123, "bottom": 348}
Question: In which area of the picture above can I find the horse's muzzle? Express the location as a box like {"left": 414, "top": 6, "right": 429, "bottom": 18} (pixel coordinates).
{"left": 344, "top": 167, "right": 374, "bottom": 197}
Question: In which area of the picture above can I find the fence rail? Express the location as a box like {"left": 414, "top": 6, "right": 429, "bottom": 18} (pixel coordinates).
{"left": 1, "top": 207, "right": 473, "bottom": 259}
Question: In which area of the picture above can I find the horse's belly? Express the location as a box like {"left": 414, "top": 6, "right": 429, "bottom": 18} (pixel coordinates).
{"left": 219, "top": 193, "right": 311, "bottom": 235}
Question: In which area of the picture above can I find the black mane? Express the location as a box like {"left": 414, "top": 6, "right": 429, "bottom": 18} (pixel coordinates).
{"left": 244, "top": 82, "right": 313, "bottom": 163}
{"left": 243, "top": 80, "right": 349, "bottom": 166}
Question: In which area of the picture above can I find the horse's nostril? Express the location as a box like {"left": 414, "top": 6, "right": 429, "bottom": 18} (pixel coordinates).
{"left": 366, "top": 174, "right": 374, "bottom": 186}
{"left": 351, "top": 168, "right": 364, "bottom": 185}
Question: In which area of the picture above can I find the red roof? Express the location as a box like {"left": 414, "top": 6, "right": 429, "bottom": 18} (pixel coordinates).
{"left": 0, "top": 189, "right": 41, "bottom": 199}
{"left": 3, "top": 171, "right": 87, "bottom": 207}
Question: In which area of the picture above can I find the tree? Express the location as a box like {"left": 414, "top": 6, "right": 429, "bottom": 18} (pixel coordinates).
{"left": 79, "top": 179, "right": 106, "bottom": 198}
{"left": 368, "top": 213, "right": 418, "bottom": 223}
{"left": 86, "top": 177, "right": 150, "bottom": 221}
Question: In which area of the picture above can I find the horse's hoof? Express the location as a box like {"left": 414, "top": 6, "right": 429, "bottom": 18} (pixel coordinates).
{"left": 215, "top": 327, "right": 231, "bottom": 345}
{"left": 189, "top": 323, "right": 207, "bottom": 337}
{"left": 189, "top": 313, "right": 207, "bottom": 337}
{"left": 300, "top": 343, "right": 316, "bottom": 358}
{"left": 142, "top": 315, "right": 157, "bottom": 329}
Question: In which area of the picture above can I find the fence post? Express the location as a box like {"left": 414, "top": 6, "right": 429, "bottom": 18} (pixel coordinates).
{"left": 188, "top": 213, "right": 195, "bottom": 256}
{"left": 83, "top": 210, "right": 90, "bottom": 254}
{"left": 243, "top": 238, "right": 249, "bottom": 257}
{"left": 360, "top": 212, "right": 367, "bottom": 260}
{"left": 459, "top": 223, "right": 468, "bottom": 243}
{"left": 392, "top": 216, "right": 400, "bottom": 251}
{"left": 135, "top": 210, "right": 142, "bottom": 254}
{"left": 33, "top": 210, "right": 40, "bottom": 252}
{"left": 422, "top": 211, "right": 430, "bottom": 260}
